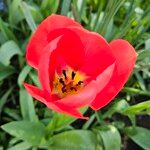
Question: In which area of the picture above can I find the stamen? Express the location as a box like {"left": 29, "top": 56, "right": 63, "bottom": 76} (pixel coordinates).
{"left": 62, "top": 70, "right": 67, "bottom": 79}
{"left": 62, "top": 86, "right": 67, "bottom": 93}
{"left": 53, "top": 67, "right": 86, "bottom": 97}
{"left": 77, "top": 81, "right": 83, "bottom": 85}
{"left": 71, "top": 71, "right": 76, "bottom": 79}
{"left": 59, "top": 78, "right": 65, "bottom": 85}
{"left": 70, "top": 87, "right": 77, "bottom": 91}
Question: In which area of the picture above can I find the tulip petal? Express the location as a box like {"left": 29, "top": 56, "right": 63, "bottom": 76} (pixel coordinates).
{"left": 26, "top": 14, "right": 82, "bottom": 69}
{"left": 47, "top": 102, "right": 88, "bottom": 119}
{"left": 39, "top": 28, "right": 85, "bottom": 87}
{"left": 90, "top": 40, "right": 137, "bottom": 110}
{"left": 67, "top": 27, "right": 115, "bottom": 78}
{"left": 24, "top": 83, "right": 46, "bottom": 104}
{"left": 24, "top": 83, "right": 87, "bottom": 119}
{"left": 38, "top": 36, "right": 62, "bottom": 92}
{"left": 54, "top": 62, "right": 115, "bottom": 108}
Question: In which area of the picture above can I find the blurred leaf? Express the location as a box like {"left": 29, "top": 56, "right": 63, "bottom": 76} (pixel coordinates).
{"left": 8, "top": 0, "right": 24, "bottom": 25}
{"left": 20, "top": 2, "right": 36, "bottom": 32}
{"left": 0, "top": 41, "right": 22, "bottom": 66}
{"left": 97, "top": 0, "right": 125, "bottom": 36}
{"left": 8, "top": 141, "right": 32, "bottom": 150}
{"left": 41, "top": 0, "right": 59, "bottom": 16}
{"left": 29, "top": 70, "right": 40, "bottom": 87}
{"left": 114, "top": 0, "right": 136, "bottom": 39}
{"left": 77, "top": 0, "right": 86, "bottom": 16}
{"left": 122, "top": 100, "right": 150, "bottom": 115}
{"left": 46, "top": 107, "right": 88, "bottom": 131}
{"left": 0, "top": 87, "right": 13, "bottom": 115}
{"left": 104, "top": 18, "right": 114, "bottom": 41}
{"left": 61, "top": 0, "right": 71, "bottom": 16}
{"left": 123, "top": 87, "right": 150, "bottom": 96}
{"left": 134, "top": 71, "right": 146, "bottom": 91}
{"left": 71, "top": 0, "right": 80, "bottom": 22}
{"left": 4, "top": 108, "right": 21, "bottom": 121}
{"left": 103, "top": 99, "right": 129, "bottom": 118}
{"left": 125, "top": 127, "right": 150, "bottom": 150}
{"left": 0, "top": 32, "right": 6, "bottom": 44}
{"left": 19, "top": 88, "right": 38, "bottom": 122}
{"left": 29, "top": 5, "right": 43, "bottom": 23}
{"left": 0, "top": 63, "right": 15, "bottom": 81}
{"left": 1, "top": 121, "right": 45, "bottom": 146}
{"left": 18, "top": 65, "right": 32, "bottom": 87}
{"left": 137, "top": 49, "right": 150, "bottom": 61}
{"left": 50, "top": 130, "right": 99, "bottom": 150}
{"left": 9, "top": 138, "right": 21, "bottom": 147}
{"left": 145, "top": 39, "right": 150, "bottom": 49}
{"left": 82, "top": 114, "right": 95, "bottom": 129}
{"left": 0, "top": 18, "right": 17, "bottom": 42}
{"left": 97, "top": 125, "right": 121, "bottom": 150}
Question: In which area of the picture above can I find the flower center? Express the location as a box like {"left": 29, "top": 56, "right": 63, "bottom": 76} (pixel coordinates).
{"left": 52, "top": 67, "right": 86, "bottom": 98}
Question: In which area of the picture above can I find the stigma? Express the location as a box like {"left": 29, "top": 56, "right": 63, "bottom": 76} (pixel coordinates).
{"left": 52, "top": 67, "right": 86, "bottom": 98}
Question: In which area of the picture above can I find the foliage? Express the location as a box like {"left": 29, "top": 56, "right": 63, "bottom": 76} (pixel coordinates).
{"left": 0, "top": 0, "right": 150, "bottom": 149}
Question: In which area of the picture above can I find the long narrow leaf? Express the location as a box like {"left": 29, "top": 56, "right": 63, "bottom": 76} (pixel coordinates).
{"left": 20, "top": 2, "right": 36, "bottom": 32}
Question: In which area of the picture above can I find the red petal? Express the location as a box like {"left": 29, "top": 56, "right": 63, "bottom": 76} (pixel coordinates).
{"left": 24, "top": 83, "right": 46, "bottom": 104}
{"left": 38, "top": 36, "right": 62, "bottom": 92}
{"left": 54, "top": 28, "right": 85, "bottom": 70}
{"left": 90, "top": 40, "right": 137, "bottom": 110}
{"left": 24, "top": 83, "right": 87, "bottom": 119}
{"left": 54, "top": 62, "right": 115, "bottom": 108}
{"left": 47, "top": 28, "right": 84, "bottom": 86}
{"left": 47, "top": 102, "right": 88, "bottom": 119}
{"left": 67, "top": 27, "right": 115, "bottom": 78}
{"left": 26, "top": 14, "right": 82, "bottom": 69}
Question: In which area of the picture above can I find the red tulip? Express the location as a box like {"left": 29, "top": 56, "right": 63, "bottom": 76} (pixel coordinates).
{"left": 24, "top": 14, "right": 137, "bottom": 119}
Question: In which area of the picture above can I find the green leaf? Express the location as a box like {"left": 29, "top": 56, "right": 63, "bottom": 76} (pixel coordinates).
{"left": 0, "top": 63, "right": 15, "bottom": 81}
{"left": 134, "top": 71, "right": 146, "bottom": 91}
{"left": 97, "top": 0, "right": 125, "bottom": 36}
{"left": 125, "top": 127, "right": 150, "bottom": 150}
{"left": 4, "top": 108, "right": 21, "bottom": 121}
{"left": 0, "top": 18, "right": 17, "bottom": 42}
{"left": 0, "top": 41, "right": 22, "bottom": 66}
{"left": 29, "top": 5, "right": 43, "bottom": 23}
{"left": 103, "top": 99, "right": 129, "bottom": 118}
{"left": 123, "top": 87, "right": 150, "bottom": 96}
{"left": 41, "top": 0, "right": 59, "bottom": 16}
{"left": 9, "top": 138, "right": 21, "bottom": 147}
{"left": 0, "top": 87, "right": 13, "bottom": 115}
{"left": 18, "top": 65, "right": 32, "bottom": 87}
{"left": 122, "top": 100, "right": 150, "bottom": 115}
{"left": 98, "top": 125, "right": 121, "bottom": 150}
{"left": 8, "top": 0, "right": 24, "bottom": 25}
{"left": 46, "top": 107, "right": 88, "bottom": 131}
{"left": 19, "top": 88, "right": 38, "bottom": 122}
{"left": 29, "top": 70, "right": 40, "bottom": 87}
{"left": 20, "top": 2, "right": 36, "bottom": 32}
{"left": 137, "top": 49, "right": 150, "bottom": 61}
{"left": 61, "top": 0, "right": 71, "bottom": 16}
{"left": 82, "top": 114, "right": 95, "bottom": 129}
{"left": 71, "top": 0, "right": 80, "bottom": 22}
{"left": 8, "top": 141, "right": 32, "bottom": 150}
{"left": 145, "top": 38, "right": 150, "bottom": 49}
{"left": 1, "top": 121, "right": 45, "bottom": 146}
{"left": 50, "top": 130, "right": 99, "bottom": 150}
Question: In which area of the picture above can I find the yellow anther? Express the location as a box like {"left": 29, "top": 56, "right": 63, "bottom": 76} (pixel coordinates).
{"left": 52, "top": 67, "right": 86, "bottom": 98}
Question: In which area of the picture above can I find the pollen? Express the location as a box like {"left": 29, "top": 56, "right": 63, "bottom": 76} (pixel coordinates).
{"left": 52, "top": 67, "right": 86, "bottom": 98}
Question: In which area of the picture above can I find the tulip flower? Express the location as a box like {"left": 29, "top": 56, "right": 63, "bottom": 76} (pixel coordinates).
{"left": 24, "top": 14, "right": 137, "bottom": 119}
